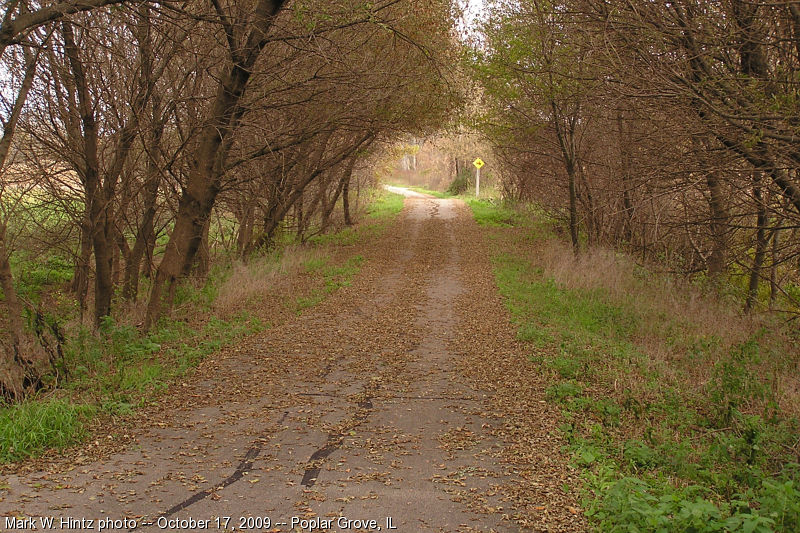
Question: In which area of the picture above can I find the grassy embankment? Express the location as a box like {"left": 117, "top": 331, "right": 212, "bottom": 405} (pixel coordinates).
{"left": 402, "top": 185, "right": 453, "bottom": 199}
{"left": 0, "top": 190, "right": 405, "bottom": 465}
{"left": 467, "top": 197, "right": 800, "bottom": 532}
{"left": 384, "top": 180, "right": 503, "bottom": 201}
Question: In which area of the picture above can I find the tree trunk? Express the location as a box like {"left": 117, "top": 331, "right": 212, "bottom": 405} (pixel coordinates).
{"left": 769, "top": 225, "right": 780, "bottom": 310}
{"left": 92, "top": 219, "right": 114, "bottom": 326}
{"left": 63, "top": 21, "right": 114, "bottom": 326}
{"left": 123, "top": 4, "right": 162, "bottom": 301}
{"left": 253, "top": 133, "right": 369, "bottom": 251}
{"left": 113, "top": 226, "right": 127, "bottom": 288}
{"left": 343, "top": 173, "right": 353, "bottom": 226}
{"left": 567, "top": 162, "right": 579, "bottom": 254}
{"left": 295, "top": 190, "right": 305, "bottom": 240}
{"left": 706, "top": 172, "right": 728, "bottom": 279}
{"left": 616, "top": 109, "right": 634, "bottom": 243}
{"left": 144, "top": 0, "right": 287, "bottom": 330}
{"left": 195, "top": 215, "right": 211, "bottom": 278}
{"left": 0, "top": 225, "right": 51, "bottom": 401}
{"left": 0, "top": 226, "right": 27, "bottom": 400}
{"left": 321, "top": 165, "right": 351, "bottom": 231}
{"left": 551, "top": 103, "right": 580, "bottom": 254}
{"left": 236, "top": 202, "right": 255, "bottom": 258}
{"left": 71, "top": 219, "right": 91, "bottom": 315}
{"left": 145, "top": 181, "right": 217, "bottom": 329}
{"left": 745, "top": 175, "right": 768, "bottom": 313}
{"left": 576, "top": 166, "right": 597, "bottom": 246}
{"left": 122, "top": 175, "right": 159, "bottom": 301}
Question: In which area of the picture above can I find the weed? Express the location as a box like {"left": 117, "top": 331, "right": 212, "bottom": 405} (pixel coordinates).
{"left": 471, "top": 199, "right": 800, "bottom": 532}
{"left": 2, "top": 188, "right": 392, "bottom": 464}
{"left": 296, "top": 293, "right": 326, "bottom": 311}
{"left": 546, "top": 381, "right": 583, "bottom": 402}
{"left": 10, "top": 255, "right": 74, "bottom": 305}
{"left": 296, "top": 255, "right": 365, "bottom": 314}
{"left": 403, "top": 185, "right": 453, "bottom": 198}
{"left": 367, "top": 191, "right": 405, "bottom": 220}
{"left": 547, "top": 355, "right": 582, "bottom": 379}
{"left": 590, "top": 477, "right": 777, "bottom": 532}
{"left": 447, "top": 168, "right": 473, "bottom": 195}
{"left": 100, "top": 398, "right": 134, "bottom": 417}
{"left": 466, "top": 198, "right": 518, "bottom": 227}
{"left": 707, "top": 336, "right": 772, "bottom": 427}
{"left": 0, "top": 400, "right": 94, "bottom": 463}
{"left": 303, "top": 257, "right": 328, "bottom": 273}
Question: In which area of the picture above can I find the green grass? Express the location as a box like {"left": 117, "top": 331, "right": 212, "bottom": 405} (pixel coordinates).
{"left": 0, "top": 400, "right": 95, "bottom": 463}
{"left": 296, "top": 254, "right": 365, "bottom": 314}
{"left": 0, "top": 189, "right": 397, "bottom": 464}
{"left": 465, "top": 198, "right": 519, "bottom": 227}
{"left": 367, "top": 190, "right": 405, "bottom": 219}
{"left": 469, "top": 200, "right": 800, "bottom": 532}
{"left": 402, "top": 185, "right": 453, "bottom": 198}
{"left": 61, "top": 311, "right": 264, "bottom": 406}
{"left": 306, "top": 190, "right": 404, "bottom": 248}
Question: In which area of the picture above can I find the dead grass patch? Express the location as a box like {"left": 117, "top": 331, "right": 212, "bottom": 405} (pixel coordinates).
{"left": 213, "top": 246, "right": 327, "bottom": 317}
{"left": 534, "top": 237, "right": 799, "bottom": 418}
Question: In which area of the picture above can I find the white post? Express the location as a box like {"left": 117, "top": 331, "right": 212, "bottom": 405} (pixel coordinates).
{"left": 475, "top": 165, "right": 481, "bottom": 198}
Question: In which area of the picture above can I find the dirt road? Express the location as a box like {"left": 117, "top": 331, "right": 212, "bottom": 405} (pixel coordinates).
{"left": 1, "top": 191, "right": 585, "bottom": 532}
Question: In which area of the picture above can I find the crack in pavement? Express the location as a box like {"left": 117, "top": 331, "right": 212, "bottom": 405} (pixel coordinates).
{"left": 130, "top": 410, "right": 290, "bottom": 531}
{"left": 300, "top": 388, "right": 377, "bottom": 488}
{"left": 296, "top": 391, "right": 480, "bottom": 402}
{"left": 1, "top": 191, "right": 586, "bottom": 532}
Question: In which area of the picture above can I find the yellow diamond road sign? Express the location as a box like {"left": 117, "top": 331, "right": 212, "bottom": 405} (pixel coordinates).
{"left": 473, "top": 158, "right": 485, "bottom": 169}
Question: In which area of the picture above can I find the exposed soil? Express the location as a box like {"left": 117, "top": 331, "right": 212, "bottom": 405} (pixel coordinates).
{"left": 0, "top": 190, "right": 585, "bottom": 532}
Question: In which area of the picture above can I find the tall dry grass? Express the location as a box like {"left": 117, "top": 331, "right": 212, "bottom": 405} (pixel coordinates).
{"left": 213, "top": 245, "right": 326, "bottom": 317}
{"left": 534, "top": 238, "right": 800, "bottom": 417}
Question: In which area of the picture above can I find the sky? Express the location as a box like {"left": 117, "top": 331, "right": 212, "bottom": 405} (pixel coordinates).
{"left": 458, "top": 0, "right": 487, "bottom": 40}
{"left": 464, "top": 0, "right": 486, "bottom": 21}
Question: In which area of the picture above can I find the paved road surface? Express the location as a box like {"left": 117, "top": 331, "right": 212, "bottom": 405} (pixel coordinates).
{"left": 1, "top": 189, "right": 584, "bottom": 532}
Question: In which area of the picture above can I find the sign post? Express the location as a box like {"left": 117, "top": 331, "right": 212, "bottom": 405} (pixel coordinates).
{"left": 473, "top": 158, "right": 485, "bottom": 198}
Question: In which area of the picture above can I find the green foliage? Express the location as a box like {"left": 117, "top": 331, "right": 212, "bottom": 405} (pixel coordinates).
{"left": 296, "top": 254, "right": 365, "bottom": 314}
{"left": 308, "top": 226, "right": 360, "bottom": 247}
{"left": 492, "top": 252, "right": 638, "bottom": 347}
{"left": 295, "top": 292, "right": 325, "bottom": 311}
{"left": 0, "top": 400, "right": 94, "bottom": 463}
{"left": 172, "top": 265, "right": 229, "bottom": 310}
{"left": 447, "top": 169, "right": 473, "bottom": 195}
{"left": 303, "top": 257, "right": 328, "bottom": 273}
{"left": 706, "top": 337, "right": 771, "bottom": 426}
{"left": 546, "top": 381, "right": 583, "bottom": 402}
{"left": 590, "top": 477, "right": 776, "bottom": 532}
{"left": 467, "top": 0, "right": 595, "bottom": 154}
{"left": 548, "top": 355, "right": 581, "bottom": 379}
{"left": 64, "top": 313, "right": 262, "bottom": 403}
{"left": 623, "top": 440, "right": 661, "bottom": 469}
{"left": 474, "top": 199, "right": 800, "bottom": 531}
{"left": 367, "top": 191, "right": 404, "bottom": 220}
{"left": 9, "top": 255, "right": 73, "bottom": 304}
{"left": 323, "top": 255, "right": 364, "bottom": 291}
{"left": 0, "top": 309, "right": 267, "bottom": 464}
{"left": 758, "top": 476, "right": 800, "bottom": 530}
{"left": 466, "top": 198, "right": 519, "bottom": 227}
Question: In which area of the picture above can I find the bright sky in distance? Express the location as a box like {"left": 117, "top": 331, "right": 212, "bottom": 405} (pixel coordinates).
{"left": 459, "top": 0, "right": 486, "bottom": 39}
